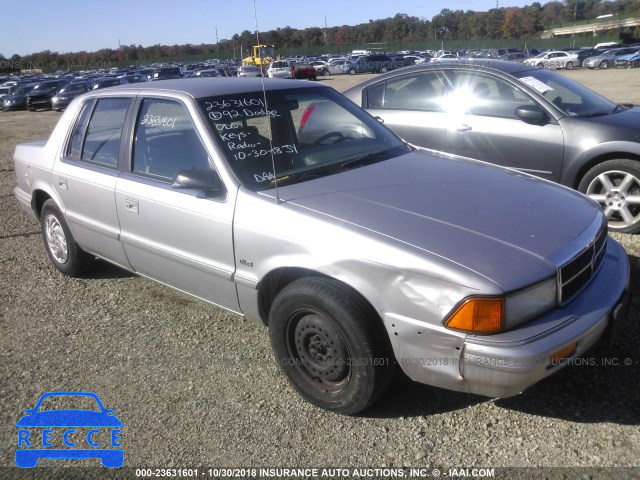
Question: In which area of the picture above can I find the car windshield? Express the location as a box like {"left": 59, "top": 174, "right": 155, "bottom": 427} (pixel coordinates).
{"left": 62, "top": 83, "right": 86, "bottom": 93}
{"left": 197, "top": 87, "right": 409, "bottom": 191}
{"left": 37, "top": 395, "right": 101, "bottom": 412}
{"left": 514, "top": 68, "right": 618, "bottom": 118}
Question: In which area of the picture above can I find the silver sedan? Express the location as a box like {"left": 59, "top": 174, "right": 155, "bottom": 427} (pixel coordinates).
{"left": 13, "top": 78, "right": 629, "bottom": 414}
{"left": 343, "top": 60, "right": 640, "bottom": 233}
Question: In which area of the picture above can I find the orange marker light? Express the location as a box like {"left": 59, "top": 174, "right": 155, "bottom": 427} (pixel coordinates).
{"left": 446, "top": 298, "right": 504, "bottom": 334}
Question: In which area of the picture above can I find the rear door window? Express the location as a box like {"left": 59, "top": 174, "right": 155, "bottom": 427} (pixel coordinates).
{"left": 66, "top": 98, "right": 130, "bottom": 168}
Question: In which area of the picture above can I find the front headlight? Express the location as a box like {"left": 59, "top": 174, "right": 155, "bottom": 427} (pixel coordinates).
{"left": 445, "top": 276, "right": 557, "bottom": 334}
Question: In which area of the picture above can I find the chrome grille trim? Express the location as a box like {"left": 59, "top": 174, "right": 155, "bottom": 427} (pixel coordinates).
{"left": 558, "top": 223, "right": 607, "bottom": 305}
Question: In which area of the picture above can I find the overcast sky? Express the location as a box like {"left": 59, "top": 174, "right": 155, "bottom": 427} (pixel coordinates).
{"left": 0, "top": 0, "right": 550, "bottom": 57}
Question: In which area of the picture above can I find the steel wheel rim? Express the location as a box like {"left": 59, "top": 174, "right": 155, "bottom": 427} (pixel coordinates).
{"left": 586, "top": 169, "right": 640, "bottom": 230}
{"left": 44, "top": 214, "right": 68, "bottom": 263}
{"left": 286, "top": 310, "right": 351, "bottom": 394}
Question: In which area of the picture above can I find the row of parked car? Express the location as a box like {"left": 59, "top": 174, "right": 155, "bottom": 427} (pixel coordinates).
{"left": 268, "top": 44, "right": 640, "bottom": 79}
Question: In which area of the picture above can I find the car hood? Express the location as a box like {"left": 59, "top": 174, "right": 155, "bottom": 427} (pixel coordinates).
{"left": 581, "top": 106, "right": 640, "bottom": 127}
{"left": 27, "top": 87, "right": 56, "bottom": 96}
{"left": 16, "top": 410, "right": 123, "bottom": 427}
{"left": 269, "top": 152, "right": 601, "bottom": 291}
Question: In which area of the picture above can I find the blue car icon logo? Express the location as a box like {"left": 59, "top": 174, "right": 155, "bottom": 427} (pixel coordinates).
{"left": 16, "top": 391, "right": 123, "bottom": 468}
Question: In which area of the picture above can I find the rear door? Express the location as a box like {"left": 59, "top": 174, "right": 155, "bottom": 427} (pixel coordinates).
{"left": 53, "top": 97, "right": 132, "bottom": 268}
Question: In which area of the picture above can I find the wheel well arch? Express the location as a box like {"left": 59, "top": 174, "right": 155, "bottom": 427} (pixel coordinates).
{"left": 31, "top": 189, "right": 53, "bottom": 219}
{"left": 256, "top": 267, "right": 382, "bottom": 329}
{"left": 572, "top": 152, "right": 640, "bottom": 190}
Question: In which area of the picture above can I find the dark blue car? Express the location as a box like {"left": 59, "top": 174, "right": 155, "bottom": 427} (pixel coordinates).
{"left": 15, "top": 391, "right": 123, "bottom": 468}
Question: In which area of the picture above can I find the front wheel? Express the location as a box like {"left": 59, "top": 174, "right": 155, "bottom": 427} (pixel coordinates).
{"left": 600, "top": 60, "right": 609, "bottom": 69}
{"left": 578, "top": 159, "right": 640, "bottom": 233}
{"left": 40, "top": 199, "right": 94, "bottom": 276}
{"left": 269, "top": 277, "right": 394, "bottom": 415}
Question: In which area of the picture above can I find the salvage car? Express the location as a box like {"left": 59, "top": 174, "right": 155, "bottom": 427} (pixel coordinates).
{"left": 523, "top": 50, "right": 579, "bottom": 69}
{"left": 13, "top": 79, "right": 629, "bottom": 414}
{"left": 583, "top": 47, "right": 638, "bottom": 69}
{"left": 26, "top": 79, "right": 71, "bottom": 111}
{"left": 266, "top": 60, "right": 292, "bottom": 79}
{"left": 2, "top": 83, "right": 36, "bottom": 111}
{"left": 52, "top": 81, "right": 90, "bottom": 111}
{"left": 290, "top": 63, "right": 317, "bottom": 80}
{"left": 343, "top": 60, "right": 640, "bottom": 233}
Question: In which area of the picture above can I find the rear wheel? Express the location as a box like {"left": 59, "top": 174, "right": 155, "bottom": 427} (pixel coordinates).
{"left": 578, "top": 159, "right": 640, "bottom": 233}
{"left": 269, "top": 277, "right": 394, "bottom": 415}
{"left": 349, "top": 68, "right": 357, "bottom": 75}
{"left": 40, "top": 199, "right": 94, "bottom": 276}
{"left": 565, "top": 61, "right": 574, "bottom": 70}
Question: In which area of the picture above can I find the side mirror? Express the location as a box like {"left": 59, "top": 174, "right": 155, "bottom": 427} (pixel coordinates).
{"left": 515, "top": 105, "right": 548, "bottom": 125}
{"left": 172, "top": 169, "right": 225, "bottom": 198}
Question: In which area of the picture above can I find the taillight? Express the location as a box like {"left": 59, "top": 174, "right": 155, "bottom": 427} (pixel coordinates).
{"left": 299, "top": 105, "right": 317, "bottom": 130}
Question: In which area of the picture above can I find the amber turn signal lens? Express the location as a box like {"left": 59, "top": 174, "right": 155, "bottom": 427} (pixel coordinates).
{"left": 548, "top": 342, "right": 577, "bottom": 365}
{"left": 446, "top": 298, "right": 504, "bottom": 333}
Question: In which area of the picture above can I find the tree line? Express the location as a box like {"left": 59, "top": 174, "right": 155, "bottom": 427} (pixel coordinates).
{"left": 1, "top": 0, "right": 639, "bottom": 71}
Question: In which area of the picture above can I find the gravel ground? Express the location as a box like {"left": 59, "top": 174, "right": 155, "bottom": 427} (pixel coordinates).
{"left": 1, "top": 69, "right": 639, "bottom": 480}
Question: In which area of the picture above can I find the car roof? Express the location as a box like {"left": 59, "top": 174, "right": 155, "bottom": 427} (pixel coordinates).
{"left": 342, "top": 60, "right": 539, "bottom": 96}
{"left": 389, "top": 59, "right": 537, "bottom": 75}
{"left": 99, "top": 77, "right": 327, "bottom": 99}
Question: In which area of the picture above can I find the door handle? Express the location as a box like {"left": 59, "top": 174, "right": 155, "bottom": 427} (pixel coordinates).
{"left": 456, "top": 124, "right": 472, "bottom": 132}
{"left": 124, "top": 198, "right": 139, "bottom": 214}
{"left": 58, "top": 178, "right": 68, "bottom": 190}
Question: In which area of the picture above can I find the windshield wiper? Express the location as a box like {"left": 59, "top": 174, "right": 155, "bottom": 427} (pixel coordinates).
{"left": 611, "top": 103, "right": 633, "bottom": 114}
{"left": 340, "top": 150, "right": 390, "bottom": 169}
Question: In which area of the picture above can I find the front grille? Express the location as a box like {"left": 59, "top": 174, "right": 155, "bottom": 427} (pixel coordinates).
{"left": 558, "top": 223, "right": 607, "bottom": 304}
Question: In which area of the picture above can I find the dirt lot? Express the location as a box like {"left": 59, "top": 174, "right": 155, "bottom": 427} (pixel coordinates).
{"left": 1, "top": 69, "right": 639, "bottom": 479}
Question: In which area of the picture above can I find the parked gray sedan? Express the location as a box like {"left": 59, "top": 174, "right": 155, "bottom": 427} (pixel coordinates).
{"left": 343, "top": 60, "right": 640, "bottom": 233}
{"left": 13, "top": 78, "right": 629, "bottom": 414}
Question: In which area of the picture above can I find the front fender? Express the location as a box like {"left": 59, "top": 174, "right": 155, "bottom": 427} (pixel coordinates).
{"left": 232, "top": 189, "right": 494, "bottom": 328}
{"left": 561, "top": 140, "right": 640, "bottom": 188}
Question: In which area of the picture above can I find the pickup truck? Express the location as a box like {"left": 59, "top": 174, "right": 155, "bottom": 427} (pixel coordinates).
{"left": 13, "top": 78, "right": 630, "bottom": 414}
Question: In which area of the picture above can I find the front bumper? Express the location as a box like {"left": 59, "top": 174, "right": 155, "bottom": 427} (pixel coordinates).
{"left": 27, "top": 96, "right": 53, "bottom": 110}
{"left": 388, "top": 238, "right": 630, "bottom": 398}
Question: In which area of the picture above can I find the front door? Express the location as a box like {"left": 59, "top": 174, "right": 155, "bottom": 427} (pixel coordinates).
{"left": 115, "top": 98, "right": 239, "bottom": 312}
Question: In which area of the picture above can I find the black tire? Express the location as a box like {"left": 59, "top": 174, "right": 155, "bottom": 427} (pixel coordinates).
{"left": 349, "top": 68, "right": 357, "bottom": 75}
{"left": 322, "top": 69, "right": 330, "bottom": 76}
{"left": 269, "top": 277, "right": 395, "bottom": 415}
{"left": 601, "top": 60, "right": 609, "bottom": 69}
{"left": 565, "top": 61, "right": 574, "bottom": 70}
{"left": 578, "top": 159, "right": 640, "bottom": 234}
{"left": 40, "top": 199, "right": 94, "bottom": 276}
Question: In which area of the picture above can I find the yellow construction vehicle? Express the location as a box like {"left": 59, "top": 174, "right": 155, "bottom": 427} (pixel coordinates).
{"left": 243, "top": 45, "right": 276, "bottom": 67}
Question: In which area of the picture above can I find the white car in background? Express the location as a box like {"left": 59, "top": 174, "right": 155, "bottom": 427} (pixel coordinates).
{"left": 237, "top": 66, "right": 263, "bottom": 77}
{"left": 327, "top": 59, "right": 349, "bottom": 75}
{"left": 309, "top": 60, "right": 330, "bottom": 76}
{"left": 266, "top": 60, "right": 292, "bottom": 78}
{"left": 523, "top": 51, "right": 580, "bottom": 70}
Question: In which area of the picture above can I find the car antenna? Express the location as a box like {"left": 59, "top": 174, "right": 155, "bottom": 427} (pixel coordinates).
{"left": 253, "top": 0, "right": 281, "bottom": 204}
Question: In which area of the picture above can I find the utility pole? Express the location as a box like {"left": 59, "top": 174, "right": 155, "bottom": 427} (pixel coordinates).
{"left": 572, "top": 0, "right": 578, "bottom": 48}
{"left": 324, "top": 16, "right": 328, "bottom": 46}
